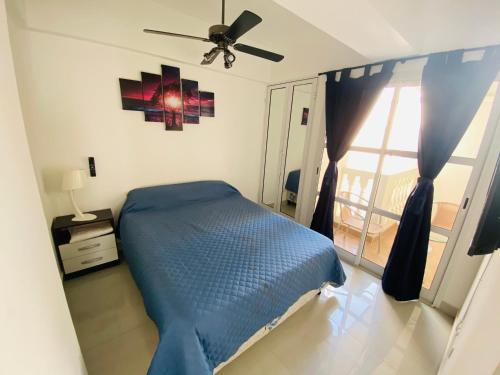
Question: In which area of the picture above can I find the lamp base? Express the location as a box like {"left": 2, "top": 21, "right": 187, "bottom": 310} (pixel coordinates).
{"left": 72, "top": 213, "right": 98, "bottom": 222}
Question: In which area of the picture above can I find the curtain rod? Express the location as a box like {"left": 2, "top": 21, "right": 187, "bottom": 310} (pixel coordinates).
{"left": 319, "top": 43, "right": 500, "bottom": 76}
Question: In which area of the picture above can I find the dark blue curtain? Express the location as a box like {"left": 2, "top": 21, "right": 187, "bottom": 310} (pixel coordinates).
{"left": 382, "top": 47, "right": 500, "bottom": 301}
{"left": 468, "top": 155, "right": 500, "bottom": 256}
{"left": 311, "top": 61, "right": 395, "bottom": 239}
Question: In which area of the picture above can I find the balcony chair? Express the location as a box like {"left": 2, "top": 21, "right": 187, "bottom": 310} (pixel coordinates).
{"left": 337, "top": 191, "right": 387, "bottom": 253}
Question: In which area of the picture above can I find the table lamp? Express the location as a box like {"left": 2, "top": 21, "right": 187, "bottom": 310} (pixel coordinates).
{"left": 62, "top": 169, "right": 97, "bottom": 222}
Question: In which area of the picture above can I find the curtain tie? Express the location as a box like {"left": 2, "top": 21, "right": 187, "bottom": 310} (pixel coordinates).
{"left": 409, "top": 177, "right": 434, "bottom": 214}
{"left": 322, "top": 161, "right": 337, "bottom": 189}
{"left": 417, "top": 176, "right": 433, "bottom": 184}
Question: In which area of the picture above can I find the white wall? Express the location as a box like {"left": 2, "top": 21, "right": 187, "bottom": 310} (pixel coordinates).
{"left": 6, "top": 0, "right": 268, "bottom": 224}
{"left": 14, "top": 0, "right": 273, "bottom": 83}
{"left": 0, "top": 0, "right": 86, "bottom": 372}
{"left": 438, "top": 252, "right": 500, "bottom": 375}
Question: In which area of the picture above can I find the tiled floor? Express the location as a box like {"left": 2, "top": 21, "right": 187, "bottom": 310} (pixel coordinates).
{"left": 64, "top": 262, "right": 452, "bottom": 375}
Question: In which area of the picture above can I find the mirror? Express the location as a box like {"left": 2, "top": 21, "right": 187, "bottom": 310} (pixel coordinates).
{"left": 280, "top": 83, "right": 312, "bottom": 218}
{"left": 261, "top": 88, "right": 287, "bottom": 208}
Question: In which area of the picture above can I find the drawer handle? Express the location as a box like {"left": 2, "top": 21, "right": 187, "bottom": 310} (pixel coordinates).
{"left": 81, "top": 257, "right": 103, "bottom": 265}
{"left": 78, "top": 243, "right": 101, "bottom": 251}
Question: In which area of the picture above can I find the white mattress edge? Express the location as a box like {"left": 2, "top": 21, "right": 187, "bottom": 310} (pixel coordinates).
{"left": 214, "top": 288, "right": 320, "bottom": 373}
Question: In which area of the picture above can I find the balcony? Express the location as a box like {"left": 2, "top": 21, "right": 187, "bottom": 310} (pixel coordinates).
{"left": 333, "top": 166, "right": 455, "bottom": 289}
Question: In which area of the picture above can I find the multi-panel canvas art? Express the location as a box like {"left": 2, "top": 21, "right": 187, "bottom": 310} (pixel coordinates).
{"left": 182, "top": 79, "right": 200, "bottom": 124}
{"left": 119, "top": 79, "right": 143, "bottom": 111}
{"left": 141, "top": 72, "right": 164, "bottom": 122}
{"left": 161, "top": 65, "right": 183, "bottom": 131}
{"left": 200, "top": 91, "right": 215, "bottom": 117}
{"left": 119, "top": 64, "right": 214, "bottom": 131}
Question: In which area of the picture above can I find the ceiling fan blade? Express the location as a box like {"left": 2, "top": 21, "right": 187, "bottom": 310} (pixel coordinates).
{"left": 233, "top": 44, "right": 284, "bottom": 62}
{"left": 201, "top": 47, "right": 222, "bottom": 65}
{"left": 144, "top": 29, "right": 210, "bottom": 42}
{"left": 224, "top": 10, "right": 262, "bottom": 42}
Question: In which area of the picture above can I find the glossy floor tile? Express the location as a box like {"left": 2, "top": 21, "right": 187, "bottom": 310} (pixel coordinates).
{"left": 64, "top": 262, "right": 452, "bottom": 375}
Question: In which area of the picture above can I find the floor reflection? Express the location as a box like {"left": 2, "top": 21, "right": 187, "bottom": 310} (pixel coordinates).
{"left": 221, "top": 263, "right": 452, "bottom": 375}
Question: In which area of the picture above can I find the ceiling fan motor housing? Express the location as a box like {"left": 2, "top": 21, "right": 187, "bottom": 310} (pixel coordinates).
{"left": 209, "top": 24, "right": 231, "bottom": 44}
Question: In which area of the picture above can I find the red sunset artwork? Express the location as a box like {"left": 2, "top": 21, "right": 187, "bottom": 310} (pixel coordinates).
{"left": 182, "top": 79, "right": 200, "bottom": 124}
{"left": 161, "top": 65, "right": 183, "bottom": 131}
{"left": 200, "top": 91, "right": 215, "bottom": 117}
{"left": 119, "top": 79, "right": 143, "bottom": 111}
{"left": 119, "top": 64, "right": 215, "bottom": 131}
{"left": 141, "top": 72, "right": 164, "bottom": 122}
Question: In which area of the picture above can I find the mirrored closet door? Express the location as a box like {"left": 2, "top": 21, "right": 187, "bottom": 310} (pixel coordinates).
{"left": 261, "top": 86, "right": 287, "bottom": 210}
{"left": 259, "top": 78, "right": 318, "bottom": 223}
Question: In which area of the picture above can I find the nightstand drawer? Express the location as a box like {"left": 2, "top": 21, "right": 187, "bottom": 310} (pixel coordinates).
{"left": 63, "top": 247, "right": 118, "bottom": 274}
{"left": 59, "top": 233, "right": 116, "bottom": 260}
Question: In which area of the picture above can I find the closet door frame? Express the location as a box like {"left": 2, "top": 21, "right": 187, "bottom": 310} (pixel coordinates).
{"left": 258, "top": 78, "right": 318, "bottom": 225}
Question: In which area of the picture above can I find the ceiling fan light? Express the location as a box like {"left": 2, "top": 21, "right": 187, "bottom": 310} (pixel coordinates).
{"left": 203, "top": 47, "right": 219, "bottom": 63}
{"left": 224, "top": 50, "right": 236, "bottom": 69}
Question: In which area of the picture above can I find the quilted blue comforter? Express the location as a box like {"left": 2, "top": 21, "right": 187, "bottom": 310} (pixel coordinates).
{"left": 118, "top": 181, "right": 346, "bottom": 375}
{"left": 285, "top": 169, "right": 301, "bottom": 194}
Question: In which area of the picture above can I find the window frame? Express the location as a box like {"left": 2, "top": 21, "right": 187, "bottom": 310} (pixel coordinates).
{"left": 314, "top": 80, "right": 500, "bottom": 300}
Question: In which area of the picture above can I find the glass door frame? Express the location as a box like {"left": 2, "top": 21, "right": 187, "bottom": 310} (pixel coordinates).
{"left": 258, "top": 78, "right": 319, "bottom": 225}
{"left": 306, "top": 75, "right": 500, "bottom": 303}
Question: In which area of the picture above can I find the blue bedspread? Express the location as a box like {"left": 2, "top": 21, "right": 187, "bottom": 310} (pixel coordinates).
{"left": 285, "top": 169, "right": 300, "bottom": 194}
{"left": 118, "top": 181, "right": 346, "bottom": 375}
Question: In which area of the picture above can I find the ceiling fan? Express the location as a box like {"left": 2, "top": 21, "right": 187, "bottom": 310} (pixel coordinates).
{"left": 144, "top": 0, "right": 284, "bottom": 69}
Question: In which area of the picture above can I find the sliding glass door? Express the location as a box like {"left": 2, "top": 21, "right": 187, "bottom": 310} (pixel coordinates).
{"left": 260, "top": 79, "right": 318, "bottom": 223}
{"left": 314, "top": 81, "right": 500, "bottom": 301}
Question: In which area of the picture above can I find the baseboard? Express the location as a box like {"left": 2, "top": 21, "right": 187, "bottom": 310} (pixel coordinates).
{"left": 438, "top": 301, "right": 458, "bottom": 318}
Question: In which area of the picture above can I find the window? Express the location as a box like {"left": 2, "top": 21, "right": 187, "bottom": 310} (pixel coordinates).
{"left": 318, "top": 82, "right": 498, "bottom": 289}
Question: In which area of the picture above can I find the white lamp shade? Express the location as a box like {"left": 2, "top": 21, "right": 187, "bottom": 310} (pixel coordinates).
{"left": 62, "top": 169, "right": 87, "bottom": 191}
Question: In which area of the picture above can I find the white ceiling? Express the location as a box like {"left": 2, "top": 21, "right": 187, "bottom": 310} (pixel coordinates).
{"left": 153, "top": 0, "right": 500, "bottom": 81}
{"left": 18, "top": 0, "right": 499, "bottom": 84}
{"left": 274, "top": 0, "right": 500, "bottom": 61}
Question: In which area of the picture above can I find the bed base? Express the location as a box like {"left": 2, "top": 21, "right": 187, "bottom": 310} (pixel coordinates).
{"left": 214, "top": 287, "right": 322, "bottom": 373}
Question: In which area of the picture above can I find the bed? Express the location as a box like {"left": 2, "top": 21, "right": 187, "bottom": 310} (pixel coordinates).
{"left": 118, "top": 180, "right": 346, "bottom": 375}
{"left": 285, "top": 169, "right": 300, "bottom": 204}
